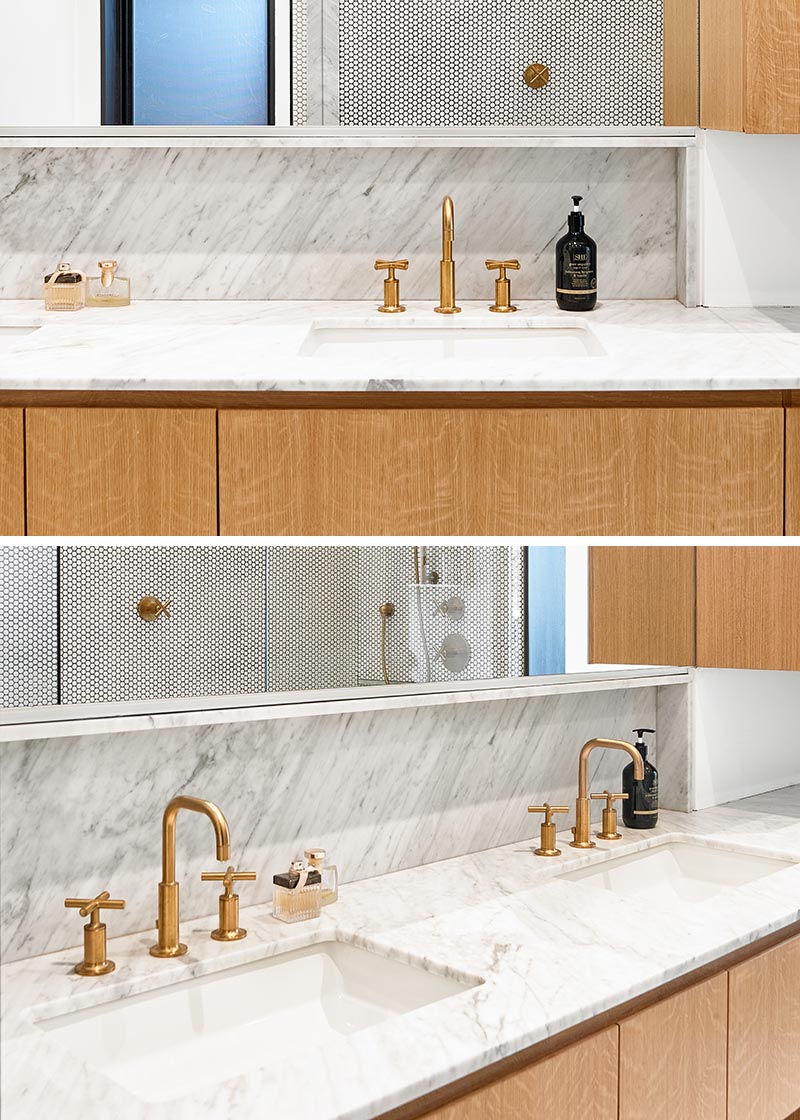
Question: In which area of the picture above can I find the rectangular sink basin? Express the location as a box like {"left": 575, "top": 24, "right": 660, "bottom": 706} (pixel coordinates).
{"left": 38, "top": 940, "right": 478, "bottom": 1103}
{"left": 0, "top": 324, "right": 40, "bottom": 348}
{"left": 301, "top": 323, "right": 603, "bottom": 363}
{"left": 559, "top": 840, "right": 794, "bottom": 905}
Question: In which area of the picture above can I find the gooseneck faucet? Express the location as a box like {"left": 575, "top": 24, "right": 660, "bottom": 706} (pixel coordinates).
{"left": 435, "top": 195, "right": 461, "bottom": 315}
{"left": 571, "top": 738, "right": 644, "bottom": 849}
{"left": 150, "top": 795, "right": 231, "bottom": 958}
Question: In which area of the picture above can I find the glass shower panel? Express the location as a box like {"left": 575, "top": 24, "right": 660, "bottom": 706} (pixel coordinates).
{"left": 132, "top": 0, "right": 270, "bottom": 125}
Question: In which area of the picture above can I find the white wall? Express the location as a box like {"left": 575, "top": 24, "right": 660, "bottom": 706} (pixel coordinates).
{"left": 701, "top": 131, "right": 800, "bottom": 306}
{"left": 692, "top": 668, "right": 800, "bottom": 809}
{"left": 0, "top": 1, "right": 100, "bottom": 127}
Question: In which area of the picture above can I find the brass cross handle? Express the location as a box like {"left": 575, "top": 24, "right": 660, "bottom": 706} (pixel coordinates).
{"left": 591, "top": 791, "right": 629, "bottom": 841}
{"left": 201, "top": 866, "right": 257, "bottom": 899}
{"left": 528, "top": 803, "right": 569, "bottom": 858}
{"left": 137, "top": 596, "right": 172, "bottom": 621}
{"left": 375, "top": 259, "right": 409, "bottom": 314}
{"left": 201, "top": 867, "right": 257, "bottom": 942}
{"left": 65, "top": 891, "right": 126, "bottom": 976}
{"left": 485, "top": 259, "right": 521, "bottom": 313}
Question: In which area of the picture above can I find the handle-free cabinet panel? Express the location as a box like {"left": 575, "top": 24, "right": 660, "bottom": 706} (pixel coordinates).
{"left": 416, "top": 1027, "right": 618, "bottom": 1120}
{"left": 664, "top": 0, "right": 700, "bottom": 125}
{"left": 619, "top": 974, "right": 728, "bottom": 1120}
{"left": 696, "top": 546, "right": 800, "bottom": 670}
{"left": 788, "top": 409, "right": 800, "bottom": 536}
{"left": 588, "top": 547, "right": 696, "bottom": 666}
{"left": 728, "top": 934, "right": 800, "bottom": 1120}
{"left": 219, "top": 408, "right": 783, "bottom": 535}
{"left": 25, "top": 408, "right": 217, "bottom": 535}
{"left": 0, "top": 408, "right": 25, "bottom": 535}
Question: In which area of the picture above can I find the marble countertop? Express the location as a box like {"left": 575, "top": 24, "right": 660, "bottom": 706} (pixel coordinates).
{"left": 3, "top": 789, "right": 800, "bottom": 1120}
{"left": 1, "top": 300, "right": 799, "bottom": 393}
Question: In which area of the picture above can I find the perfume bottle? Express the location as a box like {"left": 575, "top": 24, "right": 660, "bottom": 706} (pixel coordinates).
{"left": 86, "top": 260, "right": 131, "bottom": 308}
{"left": 305, "top": 847, "right": 338, "bottom": 906}
{"left": 44, "top": 262, "right": 85, "bottom": 311}
{"left": 272, "top": 858, "right": 322, "bottom": 923}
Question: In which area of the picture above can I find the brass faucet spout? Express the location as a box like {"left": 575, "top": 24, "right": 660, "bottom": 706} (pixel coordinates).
{"left": 571, "top": 738, "right": 644, "bottom": 850}
{"left": 435, "top": 195, "right": 461, "bottom": 315}
{"left": 442, "top": 195, "right": 455, "bottom": 261}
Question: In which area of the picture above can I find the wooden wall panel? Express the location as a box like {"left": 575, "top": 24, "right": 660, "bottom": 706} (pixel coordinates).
{"left": 0, "top": 408, "right": 25, "bottom": 535}
{"left": 25, "top": 408, "right": 217, "bottom": 536}
{"left": 700, "top": 0, "right": 745, "bottom": 130}
{"left": 788, "top": 409, "right": 800, "bottom": 536}
{"left": 745, "top": 0, "right": 800, "bottom": 133}
{"left": 696, "top": 546, "right": 800, "bottom": 670}
{"left": 589, "top": 547, "right": 696, "bottom": 666}
{"left": 728, "top": 934, "right": 800, "bottom": 1120}
{"left": 416, "top": 1027, "right": 617, "bottom": 1120}
{"left": 218, "top": 408, "right": 783, "bottom": 536}
{"left": 664, "top": 0, "right": 700, "bottom": 125}
{"left": 619, "top": 974, "right": 728, "bottom": 1120}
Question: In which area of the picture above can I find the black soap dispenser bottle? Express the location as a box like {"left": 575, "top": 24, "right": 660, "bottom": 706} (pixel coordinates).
{"left": 556, "top": 195, "right": 597, "bottom": 311}
{"left": 622, "top": 728, "right": 659, "bottom": 829}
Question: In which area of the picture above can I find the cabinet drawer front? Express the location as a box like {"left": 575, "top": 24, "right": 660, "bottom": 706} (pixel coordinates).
{"left": 0, "top": 408, "right": 25, "bottom": 535}
{"left": 25, "top": 408, "right": 217, "bottom": 536}
{"left": 728, "top": 934, "right": 800, "bottom": 1120}
{"left": 218, "top": 407, "right": 783, "bottom": 536}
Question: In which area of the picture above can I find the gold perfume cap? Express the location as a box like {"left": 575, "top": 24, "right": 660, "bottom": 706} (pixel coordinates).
{"left": 304, "top": 848, "right": 326, "bottom": 864}
{"left": 99, "top": 260, "right": 118, "bottom": 288}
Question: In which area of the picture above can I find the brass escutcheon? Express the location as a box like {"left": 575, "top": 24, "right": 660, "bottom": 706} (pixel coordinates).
{"left": 524, "top": 62, "right": 550, "bottom": 90}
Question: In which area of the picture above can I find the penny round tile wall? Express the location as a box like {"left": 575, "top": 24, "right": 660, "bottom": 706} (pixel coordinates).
{"left": 0, "top": 547, "right": 58, "bottom": 709}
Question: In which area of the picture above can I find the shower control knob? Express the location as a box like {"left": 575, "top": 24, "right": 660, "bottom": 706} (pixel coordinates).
{"left": 137, "top": 596, "right": 172, "bottom": 622}
{"left": 434, "top": 595, "right": 465, "bottom": 621}
{"left": 434, "top": 633, "right": 471, "bottom": 674}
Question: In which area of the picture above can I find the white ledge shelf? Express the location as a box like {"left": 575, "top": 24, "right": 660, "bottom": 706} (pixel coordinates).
{"left": 0, "top": 126, "right": 700, "bottom": 150}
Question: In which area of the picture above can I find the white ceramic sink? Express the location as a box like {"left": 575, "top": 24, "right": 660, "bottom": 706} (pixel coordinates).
{"left": 0, "top": 324, "right": 40, "bottom": 349}
{"left": 559, "top": 839, "right": 793, "bottom": 905}
{"left": 301, "top": 322, "right": 603, "bottom": 363}
{"left": 38, "top": 940, "right": 478, "bottom": 1103}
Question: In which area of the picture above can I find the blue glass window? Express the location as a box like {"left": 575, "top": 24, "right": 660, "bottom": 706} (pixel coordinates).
{"left": 526, "top": 547, "right": 566, "bottom": 676}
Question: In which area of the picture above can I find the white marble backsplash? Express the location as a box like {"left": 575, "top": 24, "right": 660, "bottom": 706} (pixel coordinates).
{"left": 0, "top": 684, "right": 689, "bottom": 962}
{"left": 0, "top": 146, "right": 678, "bottom": 300}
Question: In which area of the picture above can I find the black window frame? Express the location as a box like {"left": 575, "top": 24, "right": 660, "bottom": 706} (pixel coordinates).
{"left": 101, "top": 0, "right": 277, "bottom": 126}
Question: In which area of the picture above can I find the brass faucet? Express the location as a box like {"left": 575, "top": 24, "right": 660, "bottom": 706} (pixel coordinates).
{"left": 570, "top": 738, "right": 644, "bottom": 849}
{"left": 434, "top": 196, "right": 461, "bottom": 314}
{"left": 150, "top": 795, "right": 231, "bottom": 958}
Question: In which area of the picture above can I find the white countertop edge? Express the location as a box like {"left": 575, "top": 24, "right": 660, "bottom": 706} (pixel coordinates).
{"left": 0, "top": 669, "right": 690, "bottom": 743}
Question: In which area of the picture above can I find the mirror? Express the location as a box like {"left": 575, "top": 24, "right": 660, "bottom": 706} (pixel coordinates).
{"left": 0, "top": 544, "right": 652, "bottom": 715}
{"left": 0, "top": 2, "right": 666, "bottom": 130}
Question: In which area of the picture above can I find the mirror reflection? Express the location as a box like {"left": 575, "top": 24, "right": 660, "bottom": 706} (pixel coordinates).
{"left": 0, "top": 2, "right": 666, "bottom": 130}
{"left": 0, "top": 544, "right": 645, "bottom": 713}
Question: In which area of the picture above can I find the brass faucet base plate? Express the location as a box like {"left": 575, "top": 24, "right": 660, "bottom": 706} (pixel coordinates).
{"left": 76, "top": 960, "right": 115, "bottom": 976}
{"left": 489, "top": 305, "right": 518, "bottom": 313}
{"left": 597, "top": 831, "right": 622, "bottom": 840}
{"left": 149, "top": 942, "right": 189, "bottom": 958}
{"left": 534, "top": 847, "right": 561, "bottom": 857}
{"left": 211, "top": 927, "right": 247, "bottom": 942}
{"left": 434, "top": 306, "right": 462, "bottom": 315}
{"left": 569, "top": 840, "right": 596, "bottom": 849}
{"left": 378, "top": 305, "right": 406, "bottom": 314}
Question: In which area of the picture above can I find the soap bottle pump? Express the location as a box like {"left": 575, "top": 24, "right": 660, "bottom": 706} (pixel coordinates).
{"left": 622, "top": 728, "right": 658, "bottom": 829}
{"left": 555, "top": 195, "right": 597, "bottom": 312}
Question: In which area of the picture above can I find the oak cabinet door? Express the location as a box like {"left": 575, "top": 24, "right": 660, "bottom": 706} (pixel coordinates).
{"left": 25, "top": 408, "right": 217, "bottom": 536}
{"left": 619, "top": 974, "right": 728, "bottom": 1120}
{"left": 416, "top": 1027, "right": 618, "bottom": 1120}
{"left": 728, "top": 934, "right": 800, "bottom": 1120}
{"left": 218, "top": 407, "right": 783, "bottom": 536}
{"left": 788, "top": 409, "right": 800, "bottom": 537}
{"left": 0, "top": 408, "right": 25, "bottom": 535}
{"left": 696, "top": 547, "right": 800, "bottom": 671}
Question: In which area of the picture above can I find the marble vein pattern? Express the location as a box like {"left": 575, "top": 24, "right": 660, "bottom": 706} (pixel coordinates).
{"left": 0, "top": 146, "right": 678, "bottom": 300}
{"left": 1, "top": 299, "right": 799, "bottom": 392}
{"left": 0, "top": 686, "right": 664, "bottom": 962}
{"left": 2, "top": 795, "right": 799, "bottom": 1120}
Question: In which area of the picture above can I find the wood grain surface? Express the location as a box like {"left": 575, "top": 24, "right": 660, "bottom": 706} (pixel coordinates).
{"left": 0, "top": 408, "right": 25, "bottom": 535}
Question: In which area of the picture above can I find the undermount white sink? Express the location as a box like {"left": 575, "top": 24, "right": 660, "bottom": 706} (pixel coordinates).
{"left": 559, "top": 839, "right": 794, "bottom": 905}
{"left": 38, "top": 940, "right": 478, "bottom": 1103}
{"left": 301, "top": 321, "right": 604, "bottom": 363}
{"left": 0, "top": 324, "right": 40, "bottom": 349}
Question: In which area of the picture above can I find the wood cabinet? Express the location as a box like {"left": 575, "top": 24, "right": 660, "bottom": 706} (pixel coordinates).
{"left": 700, "top": 0, "right": 800, "bottom": 133}
{"left": 0, "top": 408, "right": 25, "bottom": 535}
{"left": 788, "top": 409, "right": 800, "bottom": 537}
{"left": 618, "top": 974, "right": 728, "bottom": 1120}
{"left": 218, "top": 406, "right": 783, "bottom": 536}
{"left": 414, "top": 1028, "right": 618, "bottom": 1120}
{"left": 590, "top": 545, "right": 800, "bottom": 671}
{"left": 25, "top": 408, "right": 217, "bottom": 536}
{"left": 664, "top": 0, "right": 700, "bottom": 125}
{"left": 728, "top": 934, "right": 800, "bottom": 1120}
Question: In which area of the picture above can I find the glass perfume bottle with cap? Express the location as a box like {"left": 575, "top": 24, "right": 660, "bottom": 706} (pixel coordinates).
{"left": 86, "top": 260, "right": 131, "bottom": 308}
{"left": 44, "top": 262, "right": 85, "bottom": 311}
{"left": 304, "top": 847, "right": 338, "bottom": 906}
{"left": 272, "top": 858, "right": 322, "bottom": 923}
